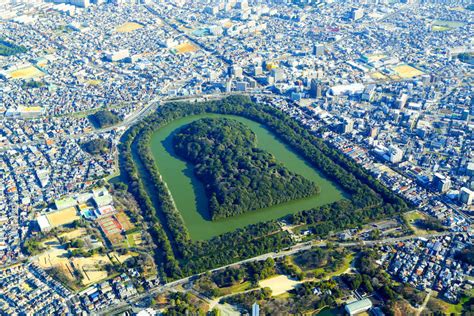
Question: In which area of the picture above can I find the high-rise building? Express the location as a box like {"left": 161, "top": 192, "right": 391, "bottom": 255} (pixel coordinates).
{"left": 229, "top": 65, "right": 243, "bottom": 79}
{"left": 395, "top": 93, "right": 408, "bottom": 109}
{"left": 225, "top": 79, "right": 233, "bottom": 93}
{"left": 368, "top": 126, "right": 378, "bottom": 138}
{"left": 309, "top": 79, "right": 322, "bottom": 98}
{"left": 236, "top": 0, "right": 249, "bottom": 10}
{"left": 350, "top": 8, "right": 364, "bottom": 21}
{"left": 235, "top": 81, "right": 247, "bottom": 92}
{"left": 271, "top": 68, "right": 285, "bottom": 82}
{"left": 313, "top": 43, "right": 325, "bottom": 56}
{"left": 388, "top": 145, "right": 403, "bottom": 163}
{"left": 432, "top": 173, "right": 451, "bottom": 193}
{"left": 459, "top": 187, "right": 473, "bottom": 205}
{"left": 339, "top": 118, "right": 354, "bottom": 134}
{"left": 253, "top": 66, "right": 263, "bottom": 76}
{"left": 69, "top": 0, "right": 89, "bottom": 7}
{"left": 252, "top": 302, "right": 260, "bottom": 316}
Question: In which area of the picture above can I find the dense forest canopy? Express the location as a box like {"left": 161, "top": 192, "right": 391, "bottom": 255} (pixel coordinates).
{"left": 173, "top": 118, "right": 320, "bottom": 220}
{"left": 89, "top": 110, "right": 121, "bottom": 128}
{"left": 82, "top": 138, "right": 110, "bottom": 155}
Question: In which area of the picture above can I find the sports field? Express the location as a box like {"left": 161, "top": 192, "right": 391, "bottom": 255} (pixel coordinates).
{"left": 370, "top": 71, "right": 388, "bottom": 80}
{"left": 175, "top": 42, "right": 199, "bottom": 54}
{"left": 72, "top": 254, "right": 111, "bottom": 285}
{"left": 432, "top": 25, "right": 451, "bottom": 32}
{"left": 115, "top": 22, "right": 143, "bottom": 33}
{"left": 115, "top": 212, "right": 134, "bottom": 231}
{"left": 46, "top": 207, "right": 80, "bottom": 227}
{"left": 258, "top": 275, "right": 300, "bottom": 296}
{"left": 392, "top": 64, "right": 424, "bottom": 78}
{"left": 59, "top": 228, "right": 87, "bottom": 241}
{"left": 86, "top": 79, "right": 102, "bottom": 86}
{"left": 97, "top": 215, "right": 126, "bottom": 245}
{"left": 9, "top": 66, "right": 44, "bottom": 80}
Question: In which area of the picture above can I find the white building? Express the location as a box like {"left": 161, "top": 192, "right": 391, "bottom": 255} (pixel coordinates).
{"left": 459, "top": 187, "right": 473, "bottom": 205}
{"left": 105, "top": 49, "right": 130, "bottom": 62}
{"left": 388, "top": 145, "right": 403, "bottom": 163}
{"left": 345, "top": 298, "right": 372, "bottom": 315}
{"left": 37, "top": 215, "right": 51, "bottom": 232}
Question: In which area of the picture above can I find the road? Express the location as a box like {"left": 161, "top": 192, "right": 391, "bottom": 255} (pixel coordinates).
{"left": 97, "top": 230, "right": 463, "bottom": 315}
{"left": 416, "top": 289, "right": 432, "bottom": 316}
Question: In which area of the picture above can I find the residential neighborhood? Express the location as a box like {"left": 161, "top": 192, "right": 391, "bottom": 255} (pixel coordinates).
{"left": 0, "top": 0, "right": 472, "bottom": 314}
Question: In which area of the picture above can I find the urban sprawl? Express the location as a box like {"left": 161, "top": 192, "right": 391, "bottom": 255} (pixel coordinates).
{"left": 0, "top": 0, "right": 472, "bottom": 314}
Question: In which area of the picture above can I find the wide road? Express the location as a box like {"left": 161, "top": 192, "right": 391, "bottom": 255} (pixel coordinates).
{"left": 97, "top": 230, "right": 463, "bottom": 315}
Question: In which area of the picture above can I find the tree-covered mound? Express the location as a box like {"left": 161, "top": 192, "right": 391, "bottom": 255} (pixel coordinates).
{"left": 89, "top": 110, "right": 121, "bottom": 128}
{"left": 173, "top": 118, "right": 320, "bottom": 220}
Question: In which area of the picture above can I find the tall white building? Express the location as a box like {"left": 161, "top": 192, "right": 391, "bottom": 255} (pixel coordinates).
{"left": 459, "top": 187, "right": 473, "bottom": 205}
{"left": 388, "top": 145, "right": 403, "bottom": 163}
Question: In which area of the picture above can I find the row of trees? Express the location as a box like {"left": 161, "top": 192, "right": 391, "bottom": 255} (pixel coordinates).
{"left": 118, "top": 95, "right": 409, "bottom": 280}
{"left": 0, "top": 39, "right": 27, "bottom": 56}
{"left": 119, "top": 128, "right": 183, "bottom": 280}
{"left": 173, "top": 118, "right": 319, "bottom": 219}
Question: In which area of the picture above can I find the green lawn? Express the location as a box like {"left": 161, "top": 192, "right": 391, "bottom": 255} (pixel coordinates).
{"left": 403, "top": 211, "right": 438, "bottom": 235}
{"left": 220, "top": 281, "right": 254, "bottom": 295}
{"left": 125, "top": 233, "right": 137, "bottom": 247}
{"left": 404, "top": 210, "right": 425, "bottom": 222}
{"left": 432, "top": 25, "right": 451, "bottom": 31}
{"left": 291, "top": 251, "right": 355, "bottom": 281}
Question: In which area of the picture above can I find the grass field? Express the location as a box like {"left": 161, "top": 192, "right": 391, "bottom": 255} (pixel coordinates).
{"left": 365, "top": 53, "right": 386, "bottom": 63}
{"left": 430, "top": 290, "right": 473, "bottom": 315}
{"left": 259, "top": 275, "right": 300, "bottom": 296}
{"left": 403, "top": 210, "right": 437, "bottom": 235}
{"left": 174, "top": 42, "right": 199, "bottom": 54}
{"left": 392, "top": 64, "right": 424, "bottom": 78}
{"left": 111, "top": 251, "right": 136, "bottom": 265}
{"left": 46, "top": 207, "right": 80, "bottom": 228}
{"left": 220, "top": 281, "right": 254, "bottom": 295}
{"left": 9, "top": 66, "right": 44, "bottom": 80}
{"left": 432, "top": 25, "right": 452, "bottom": 32}
{"left": 115, "top": 22, "right": 143, "bottom": 33}
{"left": 33, "top": 229, "right": 114, "bottom": 288}
{"left": 59, "top": 228, "right": 87, "bottom": 241}
{"left": 125, "top": 232, "right": 142, "bottom": 247}
{"left": 292, "top": 251, "right": 354, "bottom": 280}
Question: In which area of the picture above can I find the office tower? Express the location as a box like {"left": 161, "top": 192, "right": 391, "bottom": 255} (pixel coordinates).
{"left": 388, "top": 145, "right": 403, "bottom": 163}
{"left": 432, "top": 173, "right": 451, "bottom": 193}
{"left": 313, "top": 43, "right": 325, "bottom": 56}
{"left": 309, "top": 78, "right": 322, "bottom": 98}
{"left": 350, "top": 8, "right": 364, "bottom": 21}
{"left": 459, "top": 187, "right": 473, "bottom": 205}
